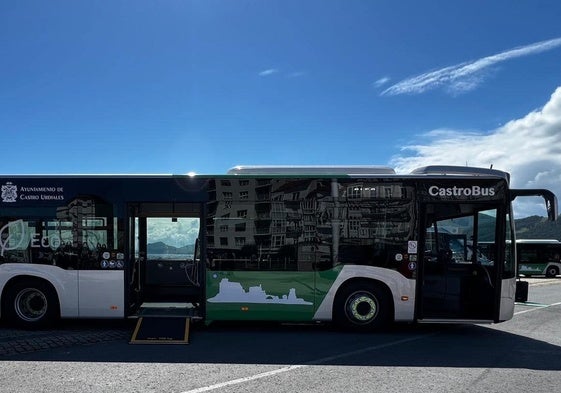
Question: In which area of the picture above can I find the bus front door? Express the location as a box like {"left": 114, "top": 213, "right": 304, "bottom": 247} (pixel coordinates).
{"left": 419, "top": 203, "right": 498, "bottom": 321}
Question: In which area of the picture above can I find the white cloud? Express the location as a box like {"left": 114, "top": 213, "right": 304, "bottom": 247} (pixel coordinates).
{"left": 391, "top": 86, "right": 561, "bottom": 217}
{"left": 373, "top": 77, "right": 390, "bottom": 87}
{"left": 381, "top": 37, "right": 561, "bottom": 96}
{"left": 258, "top": 68, "right": 279, "bottom": 77}
{"left": 259, "top": 69, "right": 307, "bottom": 78}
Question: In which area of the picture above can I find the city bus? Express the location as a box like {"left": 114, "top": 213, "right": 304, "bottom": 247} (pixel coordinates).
{"left": 0, "top": 165, "right": 557, "bottom": 333}
{"left": 517, "top": 239, "right": 561, "bottom": 278}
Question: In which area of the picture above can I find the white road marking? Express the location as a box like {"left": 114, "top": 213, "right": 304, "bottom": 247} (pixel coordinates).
{"left": 180, "top": 333, "right": 435, "bottom": 393}
{"left": 514, "top": 301, "right": 561, "bottom": 315}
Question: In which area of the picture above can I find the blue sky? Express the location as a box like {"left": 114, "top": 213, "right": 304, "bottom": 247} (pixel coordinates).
{"left": 2, "top": 1, "right": 561, "bottom": 215}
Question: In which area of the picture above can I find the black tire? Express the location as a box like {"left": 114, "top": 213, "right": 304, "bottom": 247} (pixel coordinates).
{"left": 2, "top": 279, "right": 60, "bottom": 329}
{"left": 333, "top": 281, "right": 392, "bottom": 332}
{"left": 545, "top": 266, "right": 559, "bottom": 278}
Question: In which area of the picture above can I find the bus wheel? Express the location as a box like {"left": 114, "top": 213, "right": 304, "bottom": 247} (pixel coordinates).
{"left": 2, "top": 279, "right": 60, "bottom": 329}
{"left": 333, "top": 282, "right": 391, "bottom": 332}
{"left": 545, "top": 266, "right": 559, "bottom": 278}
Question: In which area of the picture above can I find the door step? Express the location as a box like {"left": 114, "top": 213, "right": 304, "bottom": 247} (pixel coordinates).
{"left": 135, "top": 302, "right": 199, "bottom": 317}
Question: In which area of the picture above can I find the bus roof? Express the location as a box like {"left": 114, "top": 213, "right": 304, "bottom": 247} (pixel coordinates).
{"left": 516, "top": 239, "right": 561, "bottom": 244}
{"left": 0, "top": 165, "right": 513, "bottom": 181}
{"left": 227, "top": 165, "right": 510, "bottom": 178}
{"left": 227, "top": 165, "right": 396, "bottom": 175}
{"left": 410, "top": 165, "right": 510, "bottom": 181}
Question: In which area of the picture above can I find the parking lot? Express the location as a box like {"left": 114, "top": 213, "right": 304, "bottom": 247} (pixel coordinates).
{"left": 0, "top": 277, "right": 560, "bottom": 393}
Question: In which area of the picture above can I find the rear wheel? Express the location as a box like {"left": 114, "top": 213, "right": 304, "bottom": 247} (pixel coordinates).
{"left": 333, "top": 281, "right": 391, "bottom": 332}
{"left": 2, "top": 279, "right": 59, "bottom": 329}
{"left": 545, "top": 266, "right": 559, "bottom": 278}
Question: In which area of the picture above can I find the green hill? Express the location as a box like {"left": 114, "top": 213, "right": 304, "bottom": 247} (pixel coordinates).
{"left": 515, "top": 215, "right": 561, "bottom": 240}
{"left": 147, "top": 241, "right": 195, "bottom": 255}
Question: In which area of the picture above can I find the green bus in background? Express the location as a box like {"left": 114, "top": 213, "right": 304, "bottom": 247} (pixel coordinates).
{"left": 517, "top": 239, "right": 561, "bottom": 278}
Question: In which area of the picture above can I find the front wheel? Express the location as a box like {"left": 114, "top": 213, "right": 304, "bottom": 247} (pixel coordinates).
{"left": 2, "top": 279, "right": 60, "bottom": 329}
{"left": 545, "top": 266, "right": 559, "bottom": 278}
{"left": 333, "top": 282, "right": 392, "bottom": 332}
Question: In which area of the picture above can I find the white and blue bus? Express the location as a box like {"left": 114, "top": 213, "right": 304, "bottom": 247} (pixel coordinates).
{"left": 0, "top": 165, "right": 557, "bottom": 332}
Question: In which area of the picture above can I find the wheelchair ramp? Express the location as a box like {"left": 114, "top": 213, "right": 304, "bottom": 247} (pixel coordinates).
{"left": 129, "top": 303, "right": 195, "bottom": 344}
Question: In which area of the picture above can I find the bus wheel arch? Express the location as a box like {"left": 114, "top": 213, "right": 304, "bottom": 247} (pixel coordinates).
{"left": 1, "top": 276, "right": 60, "bottom": 329}
{"left": 545, "top": 266, "right": 559, "bottom": 278}
{"left": 332, "top": 278, "right": 394, "bottom": 332}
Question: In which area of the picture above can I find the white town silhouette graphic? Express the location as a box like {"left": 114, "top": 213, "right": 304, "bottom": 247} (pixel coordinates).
{"left": 207, "top": 278, "right": 312, "bottom": 305}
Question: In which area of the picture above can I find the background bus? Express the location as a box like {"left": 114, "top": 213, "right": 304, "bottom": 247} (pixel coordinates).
{"left": 0, "top": 165, "right": 557, "bottom": 334}
{"left": 517, "top": 239, "right": 561, "bottom": 278}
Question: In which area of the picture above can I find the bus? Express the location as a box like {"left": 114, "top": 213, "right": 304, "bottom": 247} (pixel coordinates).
{"left": 0, "top": 165, "right": 557, "bottom": 332}
{"left": 517, "top": 239, "right": 561, "bottom": 278}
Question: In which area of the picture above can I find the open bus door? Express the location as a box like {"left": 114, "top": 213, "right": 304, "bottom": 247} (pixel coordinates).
{"left": 418, "top": 202, "right": 501, "bottom": 322}
{"left": 126, "top": 202, "right": 205, "bottom": 309}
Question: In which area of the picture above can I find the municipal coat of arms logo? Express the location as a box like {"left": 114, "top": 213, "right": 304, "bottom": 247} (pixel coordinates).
{"left": 1, "top": 182, "right": 17, "bottom": 203}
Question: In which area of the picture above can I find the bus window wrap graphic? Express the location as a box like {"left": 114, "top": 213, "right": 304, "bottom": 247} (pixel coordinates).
{"left": 0, "top": 219, "right": 76, "bottom": 258}
{"left": 0, "top": 218, "right": 124, "bottom": 270}
{"left": 0, "top": 165, "right": 557, "bottom": 332}
{"left": 0, "top": 220, "right": 27, "bottom": 257}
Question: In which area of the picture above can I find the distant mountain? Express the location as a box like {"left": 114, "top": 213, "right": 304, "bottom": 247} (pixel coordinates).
{"left": 515, "top": 215, "right": 561, "bottom": 240}
{"left": 147, "top": 241, "right": 195, "bottom": 254}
